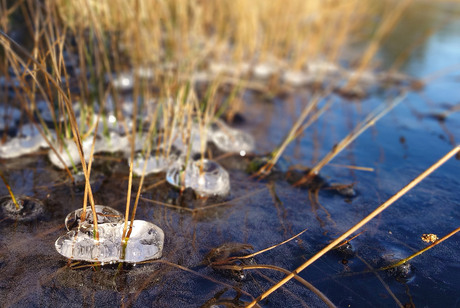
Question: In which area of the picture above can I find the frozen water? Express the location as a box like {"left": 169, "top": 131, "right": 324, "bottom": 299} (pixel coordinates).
{"left": 166, "top": 159, "right": 230, "bottom": 197}
{"left": 172, "top": 123, "right": 208, "bottom": 154}
{"left": 307, "top": 60, "right": 340, "bottom": 75}
{"left": 0, "top": 123, "right": 53, "bottom": 159}
{"left": 55, "top": 226, "right": 122, "bottom": 263}
{"left": 121, "top": 220, "right": 164, "bottom": 262}
{"left": 282, "top": 70, "right": 316, "bottom": 86}
{"left": 130, "top": 135, "right": 182, "bottom": 176}
{"left": 209, "top": 61, "right": 250, "bottom": 77}
{"left": 131, "top": 150, "right": 178, "bottom": 176}
{"left": 48, "top": 132, "right": 131, "bottom": 169}
{"left": 65, "top": 205, "right": 124, "bottom": 231}
{"left": 56, "top": 204, "right": 164, "bottom": 263}
{"left": 48, "top": 137, "right": 93, "bottom": 169}
{"left": 209, "top": 119, "right": 254, "bottom": 154}
{"left": 0, "top": 195, "right": 44, "bottom": 221}
{"left": 253, "top": 62, "right": 278, "bottom": 79}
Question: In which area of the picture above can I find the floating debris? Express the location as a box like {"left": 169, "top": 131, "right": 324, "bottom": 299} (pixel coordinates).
{"left": 56, "top": 206, "right": 164, "bottom": 263}
{"left": 421, "top": 233, "right": 438, "bottom": 243}
{"left": 166, "top": 159, "right": 230, "bottom": 197}
{"left": 0, "top": 195, "right": 44, "bottom": 221}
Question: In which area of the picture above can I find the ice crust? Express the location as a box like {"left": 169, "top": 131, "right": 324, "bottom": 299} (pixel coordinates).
{"left": 166, "top": 159, "right": 230, "bottom": 197}
{"left": 0, "top": 124, "right": 52, "bottom": 159}
{"left": 55, "top": 206, "right": 164, "bottom": 263}
{"left": 0, "top": 195, "right": 44, "bottom": 221}
{"left": 209, "top": 119, "right": 254, "bottom": 154}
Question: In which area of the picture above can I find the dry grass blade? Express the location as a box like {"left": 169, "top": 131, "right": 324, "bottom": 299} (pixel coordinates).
{"left": 296, "top": 91, "right": 407, "bottom": 185}
{"left": 218, "top": 264, "right": 336, "bottom": 308}
{"left": 247, "top": 145, "right": 460, "bottom": 307}
{"left": 381, "top": 226, "right": 460, "bottom": 271}
{"left": 218, "top": 229, "right": 308, "bottom": 263}
{"left": 254, "top": 93, "right": 325, "bottom": 178}
{"left": 355, "top": 255, "right": 404, "bottom": 308}
{"left": 0, "top": 169, "right": 20, "bottom": 209}
{"left": 0, "top": 30, "right": 99, "bottom": 237}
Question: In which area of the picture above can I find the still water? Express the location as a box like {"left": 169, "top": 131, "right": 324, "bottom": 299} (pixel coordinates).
{"left": 1, "top": 2, "right": 459, "bottom": 307}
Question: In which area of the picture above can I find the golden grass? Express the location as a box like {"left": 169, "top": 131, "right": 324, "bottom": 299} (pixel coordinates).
{"left": 247, "top": 145, "right": 460, "bottom": 307}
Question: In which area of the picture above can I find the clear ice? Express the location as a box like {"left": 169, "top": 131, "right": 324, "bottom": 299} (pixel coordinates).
{"left": 208, "top": 119, "right": 254, "bottom": 154}
{"left": 65, "top": 205, "right": 124, "bottom": 231}
{"left": 166, "top": 159, "right": 230, "bottom": 197}
{"left": 56, "top": 206, "right": 164, "bottom": 263}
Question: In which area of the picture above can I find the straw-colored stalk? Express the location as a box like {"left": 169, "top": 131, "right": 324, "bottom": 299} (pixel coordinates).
{"left": 247, "top": 145, "right": 460, "bottom": 307}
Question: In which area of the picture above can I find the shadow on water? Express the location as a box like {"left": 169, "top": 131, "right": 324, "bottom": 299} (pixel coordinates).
{"left": 1, "top": 3, "right": 460, "bottom": 308}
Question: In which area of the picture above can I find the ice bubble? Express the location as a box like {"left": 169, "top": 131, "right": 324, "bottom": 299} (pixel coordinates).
{"left": 121, "top": 220, "right": 164, "bottom": 262}
{"left": 131, "top": 149, "right": 178, "bottom": 176}
{"left": 55, "top": 226, "right": 121, "bottom": 263}
{"left": 166, "top": 159, "right": 230, "bottom": 197}
{"left": 253, "top": 62, "right": 278, "bottom": 79}
{"left": 65, "top": 205, "right": 124, "bottom": 231}
{"left": 172, "top": 123, "right": 208, "bottom": 154}
{"left": 282, "top": 70, "right": 315, "bottom": 86}
{"left": 48, "top": 137, "right": 92, "bottom": 169}
{"left": 56, "top": 205, "right": 164, "bottom": 263}
{"left": 0, "top": 195, "right": 44, "bottom": 221}
{"left": 209, "top": 120, "right": 254, "bottom": 153}
{"left": 307, "top": 60, "right": 340, "bottom": 75}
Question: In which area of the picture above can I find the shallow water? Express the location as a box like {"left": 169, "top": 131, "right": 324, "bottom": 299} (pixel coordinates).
{"left": 1, "top": 3, "right": 460, "bottom": 308}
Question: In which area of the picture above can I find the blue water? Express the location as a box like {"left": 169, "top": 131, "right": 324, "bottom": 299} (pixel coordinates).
{"left": 1, "top": 2, "right": 460, "bottom": 307}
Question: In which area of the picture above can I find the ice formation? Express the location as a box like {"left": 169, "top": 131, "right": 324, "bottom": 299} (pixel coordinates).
{"left": 131, "top": 147, "right": 180, "bottom": 176}
{"left": 166, "top": 159, "right": 230, "bottom": 197}
{"left": 55, "top": 206, "right": 164, "bottom": 263}
{"left": 209, "top": 119, "right": 254, "bottom": 154}
{"left": 283, "top": 70, "right": 315, "bottom": 86}
{"left": 253, "top": 62, "right": 278, "bottom": 79}
{"left": 0, "top": 195, "right": 44, "bottom": 221}
{"left": 0, "top": 123, "right": 53, "bottom": 159}
{"left": 65, "top": 205, "right": 124, "bottom": 231}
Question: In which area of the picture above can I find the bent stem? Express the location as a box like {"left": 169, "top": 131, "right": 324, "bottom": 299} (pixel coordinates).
{"left": 0, "top": 169, "right": 20, "bottom": 210}
{"left": 247, "top": 145, "right": 460, "bottom": 307}
{"left": 380, "top": 226, "right": 460, "bottom": 271}
{"left": 218, "top": 264, "right": 336, "bottom": 308}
